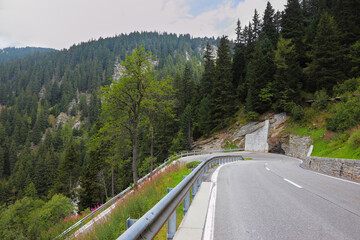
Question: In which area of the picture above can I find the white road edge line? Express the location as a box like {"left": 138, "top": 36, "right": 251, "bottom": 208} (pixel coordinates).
{"left": 203, "top": 162, "right": 235, "bottom": 240}
{"left": 311, "top": 171, "right": 360, "bottom": 186}
{"left": 283, "top": 178, "right": 303, "bottom": 188}
{"left": 296, "top": 158, "right": 360, "bottom": 186}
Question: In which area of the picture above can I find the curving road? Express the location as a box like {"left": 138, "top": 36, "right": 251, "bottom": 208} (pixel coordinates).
{"left": 212, "top": 153, "right": 360, "bottom": 240}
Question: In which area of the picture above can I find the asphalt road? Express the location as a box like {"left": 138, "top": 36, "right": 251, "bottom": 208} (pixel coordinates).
{"left": 213, "top": 152, "right": 360, "bottom": 240}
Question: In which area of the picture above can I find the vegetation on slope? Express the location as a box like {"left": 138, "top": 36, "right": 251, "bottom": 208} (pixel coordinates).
{"left": 0, "top": 0, "right": 359, "bottom": 238}
{"left": 286, "top": 78, "right": 360, "bottom": 159}
{"left": 77, "top": 163, "right": 191, "bottom": 240}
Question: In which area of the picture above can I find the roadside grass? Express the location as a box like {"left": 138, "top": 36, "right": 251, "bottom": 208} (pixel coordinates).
{"left": 39, "top": 212, "right": 89, "bottom": 239}
{"left": 286, "top": 121, "right": 360, "bottom": 160}
{"left": 77, "top": 163, "right": 192, "bottom": 239}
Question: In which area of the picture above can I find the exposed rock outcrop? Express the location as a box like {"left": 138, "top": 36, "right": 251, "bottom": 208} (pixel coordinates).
{"left": 193, "top": 112, "right": 289, "bottom": 153}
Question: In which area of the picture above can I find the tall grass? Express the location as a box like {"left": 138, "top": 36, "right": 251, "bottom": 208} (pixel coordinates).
{"left": 77, "top": 163, "right": 192, "bottom": 239}
{"left": 287, "top": 123, "right": 360, "bottom": 159}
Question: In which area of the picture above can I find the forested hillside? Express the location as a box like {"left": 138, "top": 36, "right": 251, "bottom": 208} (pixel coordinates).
{"left": 0, "top": 32, "right": 218, "bottom": 207}
{"left": 0, "top": 47, "right": 56, "bottom": 64}
{"left": 1, "top": 0, "right": 360, "bottom": 238}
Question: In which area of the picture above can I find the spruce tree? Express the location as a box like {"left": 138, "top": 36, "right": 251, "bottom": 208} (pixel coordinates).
{"left": 309, "top": 12, "right": 345, "bottom": 92}
{"left": 212, "top": 36, "right": 235, "bottom": 127}
{"left": 232, "top": 20, "right": 246, "bottom": 101}
{"left": 252, "top": 9, "right": 262, "bottom": 40}
{"left": 274, "top": 36, "right": 303, "bottom": 110}
{"left": 281, "top": 0, "right": 306, "bottom": 66}
{"left": 248, "top": 38, "right": 276, "bottom": 113}
{"left": 200, "top": 42, "right": 215, "bottom": 98}
{"left": 197, "top": 97, "right": 212, "bottom": 137}
{"left": 262, "top": 2, "right": 278, "bottom": 46}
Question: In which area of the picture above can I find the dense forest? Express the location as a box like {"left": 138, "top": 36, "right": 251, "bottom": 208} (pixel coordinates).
{"left": 0, "top": 0, "right": 360, "bottom": 238}
{"left": 0, "top": 47, "right": 56, "bottom": 64}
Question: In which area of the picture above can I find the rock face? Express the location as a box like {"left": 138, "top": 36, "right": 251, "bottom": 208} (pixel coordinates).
{"left": 245, "top": 120, "right": 269, "bottom": 152}
{"left": 193, "top": 112, "right": 289, "bottom": 153}
{"left": 282, "top": 134, "right": 313, "bottom": 159}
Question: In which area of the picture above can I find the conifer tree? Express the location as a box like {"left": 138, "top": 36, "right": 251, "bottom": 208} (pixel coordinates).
{"left": 281, "top": 0, "right": 306, "bottom": 66}
{"left": 197, "top": 97, "right": 212, "bottom": 137}
{"left": 309, "top": 12, "right": 345, "bottom": 92}
{"left": 274, "top": 36, "right": 303, "bottom": 110}
{"left": 54, "top": 143, "right": 80, "bottom": 197}
{"left": 247, "top": 38, "right": 276, "bottom": 113}
{"left": 252, "top": 9, "right": 262, "bottom": 40}
{"left": 262, "top": 2, "right": 278, "bottom": 46}
{"left": 212, "top": 36, "right": 235, "bottom": 127}
{"left": 200, "top": 42, "right": 215, "bottom": 98}
{"left": 232, "top": 19, "right": 246, "bottom": 101}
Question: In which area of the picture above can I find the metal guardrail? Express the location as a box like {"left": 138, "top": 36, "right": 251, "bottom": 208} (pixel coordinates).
{"left": 55, "top": 148, "right": 244, "bottom": 239}
{"left": 117, "top": 154, "right": 244, "bottom": 240}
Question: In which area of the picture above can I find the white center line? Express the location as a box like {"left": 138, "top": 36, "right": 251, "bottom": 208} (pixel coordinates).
{"left": 284, "top": 178, "right": 303, "bottom": 188}
{"left": 265, "top": 167, "right": 270, "bottom": 171}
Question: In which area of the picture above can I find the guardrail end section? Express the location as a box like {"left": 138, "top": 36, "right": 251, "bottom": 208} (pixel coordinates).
{"left": 126, "top": 218, "right": 138, "bottom": 229}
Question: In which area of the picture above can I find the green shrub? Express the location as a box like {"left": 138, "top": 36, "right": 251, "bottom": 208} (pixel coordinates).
{"left": 290, "top": 104, "right": 304, "bottom": 120}
{"left": 333, "top": 78, "right": 359, "bottom": 96}
{"left": 326, "top": 97, "right": 360, "bottom": 131}
{"left": 347, "top": 128, "right": 360, "bottom": 149}
{"left": 185, "top": 161, "right": 201, "bottom": 169}
{"left": 245, "top": 111, "right": 259, "bottom": 121}
{"left": 312, "top": 89, "right": 328, "bottom": 110}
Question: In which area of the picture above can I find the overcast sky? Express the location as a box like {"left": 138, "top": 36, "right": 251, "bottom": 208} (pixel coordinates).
{"left": 0, "top": 0, "right": 286, "bottom": 50}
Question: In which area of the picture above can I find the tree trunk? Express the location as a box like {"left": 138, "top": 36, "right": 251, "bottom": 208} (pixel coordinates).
{"left": 98, "top": 171, "right": 108, "bottom": 200}
{"left": 150, "top": 122, "right": 154, "bottom": 172}
{"left": 187, "top": 121, "right": 192, "bottom": 149}
{"left": 132, "top": 133, "right": 138, "bottom": 184}
{"left": 111, "top": 164, "right": 114, "bottom": 197}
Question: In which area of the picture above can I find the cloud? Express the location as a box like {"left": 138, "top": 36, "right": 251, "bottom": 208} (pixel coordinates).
{"left": 0, "top": 0, "right": 286, "bottom": 49}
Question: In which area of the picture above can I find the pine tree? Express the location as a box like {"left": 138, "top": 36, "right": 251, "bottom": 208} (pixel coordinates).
{"left": 248, "top": 38, "right": 276, "bottom": 113}
{"left": 273, "top": 36, "right": 303, "bottom": 110}
{"left": 332, "top": 0, "right": 360, "bottom": 47}
{"left": 309, "top": 12, "right": 345, "bottom": 92}
{"left": 281, "top": 0, "right": 306, "bottom": 66}
{"left": 197, "top": 97, "right": 212, "bottom": 137}
{"left": 232, "top": 20, "right": 246, "bottom": 101}
{"left": 54, "top": 143, "right": 80, "bottom": 197}
{"left": 252, "top": 9, "right": 262, "bottom": 40}
{"left": 212, "top": 36, "right": 235, "bottom": 127}
{"left": 262, "top": 2, "right": 278, "bottom": 46}
{"left": 200, "top": 42, "right": 215, "bottom": 98}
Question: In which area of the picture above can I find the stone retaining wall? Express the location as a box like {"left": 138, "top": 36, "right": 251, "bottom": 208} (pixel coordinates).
{"left": 281, "top": 135, "right": 360, "bottom": 182}
{"left": 304, "top": 156, "right": 360, "bottom": 182}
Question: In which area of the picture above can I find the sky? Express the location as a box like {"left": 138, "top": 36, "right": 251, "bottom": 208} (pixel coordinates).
{"left": 0, "top": 0, "right": 286, "bottom": 50}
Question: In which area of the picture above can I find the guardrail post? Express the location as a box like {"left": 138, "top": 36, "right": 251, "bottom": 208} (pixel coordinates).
{"left": 167, "top": 188, "right": 176, "bottom": 240}
{"left": 183, "top": 176, "right": 190, "bottom": 216}
{"left": 192, "top": 179, "right": 198, "bottom": 198}
{"left": 126, "top": 218, "right": 138, "bottom": 229}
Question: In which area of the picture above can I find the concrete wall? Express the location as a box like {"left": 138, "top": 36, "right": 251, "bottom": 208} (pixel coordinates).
{"left": 245, "top": 120, "right": 269, "bottom": 152}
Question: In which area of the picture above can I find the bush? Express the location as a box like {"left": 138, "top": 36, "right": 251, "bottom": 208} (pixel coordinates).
{"left": 291, "top": 104, "right": 304, "bottom": 120}
{"left": 286, "top": 102, "right": 304, "bottom": 121}
{"left": 347, "top": 128, "right": 360, "bottom": 149}
{"left": 185, "top": 161, "right": 201, "bottom": 169}
{"left": 312, "top": 89, "right": 328, "bottom": 110}
{"left": 333, "top": 78, "right": 360, "bottom": 96}
{"left": 245, "top": 111, "right": 259, "bottom": 121}
{"left": 326, "top": 97, "right": 360, "bottom": 131}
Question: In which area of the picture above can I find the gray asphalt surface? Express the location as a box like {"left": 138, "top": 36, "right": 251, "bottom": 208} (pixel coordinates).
{"left": 213, "top": 152, "right": 360, "bottom": 240}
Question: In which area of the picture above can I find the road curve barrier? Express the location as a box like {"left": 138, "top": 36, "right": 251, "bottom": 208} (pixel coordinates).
{"left": 117, "top": 154, "right": 244, "bottom": 240}
{"left": 55, "top": 148, "right": 244, "bottom": 239}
